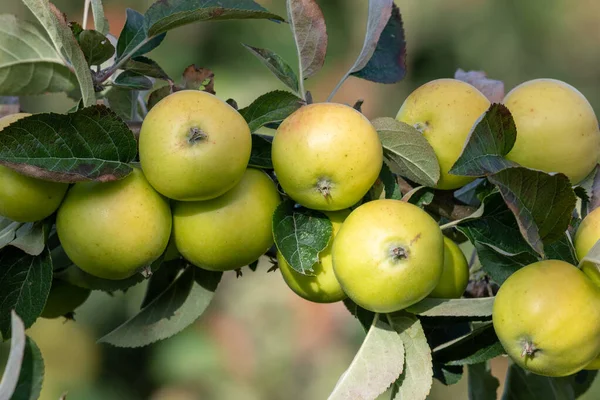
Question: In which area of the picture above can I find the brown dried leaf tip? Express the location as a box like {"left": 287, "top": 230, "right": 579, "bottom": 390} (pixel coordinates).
{"left": 182, "top": 65, "right": 215, "bottom": 94}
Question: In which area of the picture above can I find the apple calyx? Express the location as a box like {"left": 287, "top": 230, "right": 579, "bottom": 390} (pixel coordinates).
{"left": 520, "top": 340, "right": 538, "bottom": 358}
{"left": 188, "top": 126, "right": 208, "bottom": 144}
{"left": 389, "top": 245, "right": 409, "bottom": 261}
{"left": 414, "top": 121, "right": 430, "bottom": 134}
{"left": 316, "top": 178, "right": 333, "bottom": 198}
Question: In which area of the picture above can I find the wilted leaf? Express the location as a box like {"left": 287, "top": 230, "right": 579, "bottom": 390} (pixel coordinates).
{"left": 468, "top": 362, "right": 500, "bottom": 400}
{"left": 287, "top": 0, "right": 328, "bottom": 80}
{"left": 116, "top": 9, "right": 166, "bottom": 61}
{"left": 249, "top": 134, "right": 273, "bottom": 169}
{"left": 113, "top": 70, "right": 153, "bottom": 90}
{"left": 489, "top": 168, "right": 577, "bottom": 256}
{"left": 0, "top": 105, "right": 137, "bottom": 183}
{"left": 351, "top": 4, "right": 406, "bottom": 84}
{"left": 124, "top": 56, "right": 170, "bottom": 80}
{"left": 243, "top": 44, "right": 299, "bottom": 92}
{"left": 272, "top": 200, "right": 332, "bottom": 275}
{"left": 0, "top": 15, "right": 76, "bottom": 96}
{"left": 22, "top": 0, "right": 95, "bottom": 106}
{"left": 182, "top": 65, "right": 215, "bottom": 93}
{"left": 78, "top": 29, "right": 115, "bottom": 65}
{"left": 450, "top": 104, "right": 518, "bottom": 177}
{"left": 329, "top": 314, "right": 404, "bottom": 400}
{"left": 373, "top": 117, "right": 440, "bottom": 187}
{"left": 98, "top": 267, "right": 221, "bottom": 347}
{"left": 405, "top": 298, "right": 494, "bottom": 318}
{"left": 238, "top": 91, "right": 304, "bottom": 132}
{"left": 0, "top": 248, "right": 52, "bottom": 338}
{"left": 144, "top": 0, "right": 284, "bottom": 37}
{"left": 455, "top": 69, "right": 504, "bottom": 104}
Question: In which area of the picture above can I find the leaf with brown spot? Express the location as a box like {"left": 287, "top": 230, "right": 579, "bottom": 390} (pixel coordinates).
{"left": 0, "top": 105, "right": 137, "bottom": 183}
{"left": 287, "top": 0, "right": 328, "bottom": 80}
{"left": 182, "top": 65, "right": 215, "bottom": 94}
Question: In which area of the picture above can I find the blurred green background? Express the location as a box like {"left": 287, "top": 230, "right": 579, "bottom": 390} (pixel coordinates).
{"left": 2, "top": 0, "right": 600, "bottom": 399}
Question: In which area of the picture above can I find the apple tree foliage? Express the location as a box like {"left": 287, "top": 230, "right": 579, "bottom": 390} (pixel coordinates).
{"left": 0, "top": 0, "right": 598, "bottom": 399}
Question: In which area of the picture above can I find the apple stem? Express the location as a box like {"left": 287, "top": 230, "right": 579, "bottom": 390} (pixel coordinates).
{"left": 188, "top": 127, "right": 208, "bottom": 143}
{"left": 521, "top": 340, "right": 538, "bottom": 358}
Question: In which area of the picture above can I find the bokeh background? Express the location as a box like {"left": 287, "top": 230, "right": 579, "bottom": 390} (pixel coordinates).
{"left": 1, "top": 0, "right": 600, "bottom": 399}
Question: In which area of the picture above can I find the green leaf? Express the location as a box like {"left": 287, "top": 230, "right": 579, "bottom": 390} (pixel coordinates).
{"left": 0, "top": 218, "right": 21, "bottom": 249}
{"left": 272, "top": 200, "right": 332, "bottom": 275}
{"left": 56, "top": 264, "right": 146, "bottom": 292}
{"left": 113, "top": 70, "right": 153, "bottom": 90}
{"left": 140, "top": 259, "right": 185, "bottom": 309}
{"left": 91, "top": 0, "right": 110, "bottom": 35}
{"left": 380, "top": 162, "right": 401, "bottom": 200}
{"left": 238, "top": 91, "right": 304, "bottom": 132}
{"left": 286, "top": 0, "right": 328, "bottom": 80}
{"left": 9, "top": 222, "right": 46, "bottom": 256}
{"left": 98, "top": 267, "right": 221, "bottom": 347}
{"left": 116, "top": 9, "right": 166, "bottom": 61}
{"left": 501, "top": 362, "right": 576, "bottom": 400}
{"left": 0, "top": 247, "right": 52, "bottom": 339}
{"left": 433, "top": 323, "right": 504, "bottom": 365}
{"left": 147, "top": 85, "right": 172, "bottom": 111}
{"left": 545, "top": 233, "right": 577, "bottom": 265}
{"left": 11, "top": 337, "right": 44, "bottom": 400}
{"left": 473, "top": 242, "right": 538, "bottom": 285}
{"left": 373, "top": 117, "right": 440, "bottom": 187}
{"left": 124, "top": 56, "right": 170, "bottom": 80}
{"left": 405, "top": 298, "right": 494, "bottom": 318}
{"left": 22, "top": 0, "right": 96, "bottom": 106}
{"left": 389, "top": 313, "right": 433, "bottom": 400}
{"left": 0, "top": 15, "right": 76, "bottom": 96}
{"left": 450, "top": 104, "right": 518, "bottom": 176}
{"left": 248, "top": 260, "right": 258, "bottom": 271}
{"left": 0, "top": 312, "right": 25, "bottom": 396}
{"left": 0, "top": 105, "right": 137, "bottom": 183}
{"left": 351, "top": 4, "right": 406, "bottom": 84}
{"left": 78, "top": 30, "right": 115, "bottom": 66}
{"left": 242, "top": 44, "right": 299, "bottom": 92}
{"left": 402, "top": 186, "right": 435, "bottom": 208}
{"left": 329, "top": 314, "right": 404, "bottom": 400}
{"left": 248, "top": 134, "right": 273, "bottom": 169}
{"left": 144, "top": 0, "right": 284, "bottom": 37}
{"left": 468, "top": 362, "right": 500, "bottom": 400}
{"left": 343, "top": 298, "right": 376, "bottom": 333}
{"left": 104, "top": 87, "right": 139, "bottom": 120}
{"left": 433, "top": 364, "right": 463, "bottom": 386}
{"left": 488, "top": 167, "right": 577, "bottom": 256}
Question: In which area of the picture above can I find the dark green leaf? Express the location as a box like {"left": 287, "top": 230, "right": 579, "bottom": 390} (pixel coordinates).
{"left": 473, "top": 242, "right": 538, "bottom": 285}
{"left": 242, "top": 44, "right": 299, "bottom": 92}
{"left": 140, "top": 259, "right": 185, "bottom": 309}
{"left": 272, "top": 200, "right": 332, "bottom": 275}
{"left": 544, "top": 233, "right": 577, "bottom": 265}
{"left": 238, "top": 91, "right": 304, "bottom": 132}
{"left": 124, "top": 56, "right": 170, "bottom": 80}
{"left": 403, "top": 186, "right": 435, "bottom": 208}
{"left": 147, "top": 85, "right": 173, "bottom": 111}
{"left": 286, "top": 0, "right": 328, "bottom": 80}
{"left": 0, "top": 105, "right": 137, "bottom": 183}
{"left": 433, "top": 323, "right": 504, "bottom": 365}
{"left": 105, "top": 87, "right": 138, "bottom": 120}
{"left": 379, "top": 162, "right": 401, "bottom": 200}
{"left": 12, "top": 337, "right": 44, "bottom": 400}
{"left": 0, "top": 15, "right": 76, "bottom": 95}
{"left": 78, "top": 30, "right": 115, "bottom": 66}
{"left": 572, "top": 370, "right": 598, "bottom": 398}
{"left": 373, "top": 117, "right": 440, "bottom": 187}
{"left": 116, "top": 8, "right": 166, "bottom": 60}
{"left": 98, "top": 267, "right": 221, "bottom": 347}
{"left": 351, "top": 4, "right": 406, "bottom": 84}
{"left": 488, "top": 167, "right": 577, "bottom": 256}
{"left": 450, "top": 104, "right": 518, "bottom": 176}
{"left": 501, "top": 362, "right": 575, "bottom": 400}
{"left": 468, "top": 362, "right": 499, "bottom": 400}
{"left": 144, "top": 0, "right": 284, "bottom": 37}
{"left": 113, "top": 70, "right": 153, "bottom": 90}
{"left": 248, "top": 134, "right": 273, "bottom": 169}
{"left": 343, "top": 298, "right": 376, "bottom": 333}
{"left": 0, "top": 247, "right": 52, "bottom": 339}
{"left": 433, "top": 364, "right": 463, "bottom": 386}
{"left": 248, "top": 260, "right": 258, "bottom": 272}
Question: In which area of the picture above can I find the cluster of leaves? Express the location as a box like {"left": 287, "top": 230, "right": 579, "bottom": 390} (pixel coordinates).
{"left": 0, "top": 0, "right": 598, "bottom": 399}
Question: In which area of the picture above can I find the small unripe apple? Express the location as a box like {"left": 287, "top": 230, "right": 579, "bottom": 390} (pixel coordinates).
{"left": 428, "top": 237, "right": 469, "bottom": 299}
{"left": 41, "top": 279, "right": 91, "bottom": 319}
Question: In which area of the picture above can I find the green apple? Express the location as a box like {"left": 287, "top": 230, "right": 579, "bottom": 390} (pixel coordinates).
{"left": 56, "top": 167, "right": 171, "bottom": 280}
{"left": 396, "top": 79, "right": 490, "bottom": 190}
{"left": 428, "top": 237, "right": 469, "bottom": 298}
{"left": 0, "top": 113, "right": 69, "bottom": 222}
{"left": 278, "top": 209, "right": 350, "bottom": 303}
{"left": 41, "top": 279, "right": 91, "bottom": 319}
{"left": 332, "top": 199, "right": 444, "bottom": 312}
{"left": 504, "top": 79, "right": 600, "bottom": 184}
{"left": 139, "top": 90, "right": 252, "bottom": 201}
{"left": 272, "top": 103, "right": 383, "bottom": 211}
{"left": 574, "top": 206, "right": 600, "bottom": 286}
{"left": 493, "top": 260, "right": 600, "bottom": 377}
{"left": 173, "top": 168, "right": 281, "bottom": 271}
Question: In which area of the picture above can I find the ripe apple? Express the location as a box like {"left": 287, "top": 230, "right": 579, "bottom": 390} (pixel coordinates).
{"left": 272, "top": 103, "right": 383, "bottom": 211}
{"left": 503, "top": 79, "right": 600, "bottom": 184}
{"left": 278, "top": 209, "right": 350, "bottom": 303}
{"left": 396, "top": 78, "right": 490, "bottom": 190}
{"left": 139, "top": 90, "right": 252, "bottom": 201}
{"left": 0, "top": 113, "right": 69, "bottom": 222}
{"left": 574, "top": 206, "right": 600, "bottom": 286}
{"left": 173, "top": 168, "right": 281, "bottom": 271}
{"left": 41, "top": 279, "right": 91, "bottom": 319}
{"left": 428, "top": 237, "right": 469, "bottom": 298}
{"left": 332, "top": 199, "right": 444, "bottom": 313}
{"left": 492, "top": 260, "right": 600, "bottom": 377}
{"left": 56, "top": 167, "right": 172, "bottom": 280}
